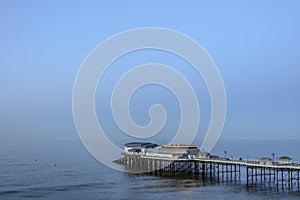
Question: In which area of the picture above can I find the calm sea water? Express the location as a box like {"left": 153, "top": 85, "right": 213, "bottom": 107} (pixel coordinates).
{"left": 1, "top": 139, "right": 300, "bottom": 200}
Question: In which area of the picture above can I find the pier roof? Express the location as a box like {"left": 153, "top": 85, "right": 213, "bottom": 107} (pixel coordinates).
{"left": 279, "top": 156, "right": 292, "bottom": 160}
{"left": 124, "top": 142, "right": 158, "bottom": 148}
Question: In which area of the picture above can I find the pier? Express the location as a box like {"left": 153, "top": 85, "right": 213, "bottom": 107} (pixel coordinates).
{"left": 114, "top": 155, "right": 300, "bottom": 189}
{"left": 114, "top": 142, "right": 300, "bottom": 189}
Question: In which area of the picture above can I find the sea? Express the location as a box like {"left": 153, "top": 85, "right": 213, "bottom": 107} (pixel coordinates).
{"left": 1, "top": 139, "right": 300, "bottom": 200}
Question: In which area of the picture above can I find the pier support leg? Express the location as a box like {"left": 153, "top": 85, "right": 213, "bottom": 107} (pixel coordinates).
{"left": 298, "top": 170, "right": 300, "bottom": 188}
{"left": 246, "top": 167, "right": 249, "bottom": 186}
{"left": 275, "top": 169, "right": 278, "bottom": 188}
{"left": 282, "top": 170, "right": 284, "bottom": 189}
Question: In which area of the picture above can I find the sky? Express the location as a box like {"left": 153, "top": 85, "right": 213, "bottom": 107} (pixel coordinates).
{"left": 0, "top": 1, "right": 300, "bottom": 143}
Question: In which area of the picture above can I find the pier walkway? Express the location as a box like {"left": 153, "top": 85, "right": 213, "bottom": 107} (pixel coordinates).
{"left": 114, "top": 155, "right": 300, "bottom": 189}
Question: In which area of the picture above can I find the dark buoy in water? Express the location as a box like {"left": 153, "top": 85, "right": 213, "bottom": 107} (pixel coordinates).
{"left": 54, "top": 163, "right": 56, "bottom": 166}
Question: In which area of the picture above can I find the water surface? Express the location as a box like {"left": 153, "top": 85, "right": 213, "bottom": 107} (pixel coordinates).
{"left": 0, "top": 139, "right": 299, "bottom": 200}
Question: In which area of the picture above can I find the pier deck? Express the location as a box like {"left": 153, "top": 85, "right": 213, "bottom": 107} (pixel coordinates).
{"left": 114, "top": 155, "right": 300, "bottom": 189}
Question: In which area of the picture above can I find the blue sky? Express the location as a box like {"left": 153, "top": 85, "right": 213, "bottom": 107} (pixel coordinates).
{"left": 0, "top": 1, "right": 299, "bottom": 142}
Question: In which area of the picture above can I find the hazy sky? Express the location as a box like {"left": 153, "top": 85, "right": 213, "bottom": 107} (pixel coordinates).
{"left": 1, "top": 1, "right": 299, "bottom": 142}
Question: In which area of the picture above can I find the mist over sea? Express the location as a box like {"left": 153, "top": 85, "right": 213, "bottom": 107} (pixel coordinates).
{"left": 1, "top": 139, "right": 300, "bottom": 200}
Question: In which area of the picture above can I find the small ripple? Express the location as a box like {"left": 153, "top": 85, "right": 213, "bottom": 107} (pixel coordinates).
{"left": 33, "top": 182, "right": 113, "bottom": 192}
{"left": 0, "top": 181, "right": 113, "bottom": 198}
{"left": 0, "top": 190, "right": 21, "bottom": 195}
{"left": 18, "top": 194, "right": 45, "bottom": 198}
{"left": 0, "top": 183, "right": 26, "bottom": 187}
{"left": 0, "top": 163, "right": 35, "bottom": 168}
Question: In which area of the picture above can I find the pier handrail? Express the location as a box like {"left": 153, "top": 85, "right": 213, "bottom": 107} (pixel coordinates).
{"left": 140, "top": 155, "right": 300, "bottom": 170}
